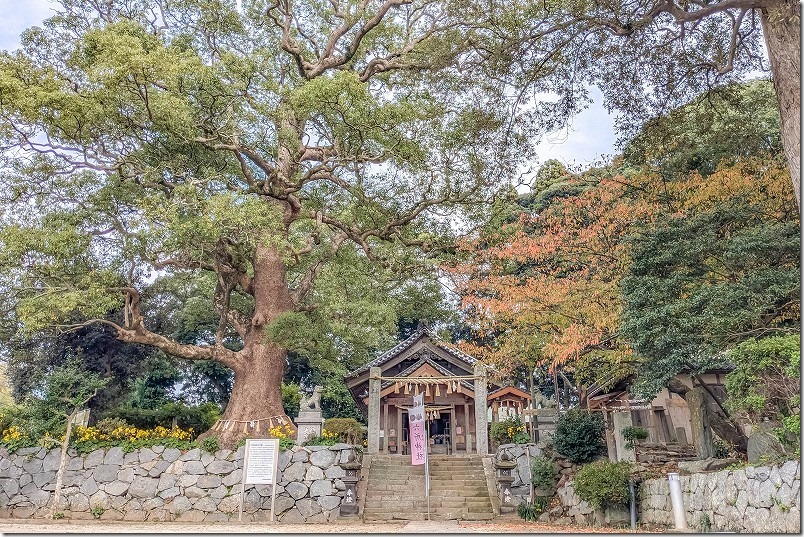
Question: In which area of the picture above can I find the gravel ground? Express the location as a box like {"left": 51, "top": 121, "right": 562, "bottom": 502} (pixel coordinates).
{"left": 0, "top": 518, "right": 661, "bottom": 535}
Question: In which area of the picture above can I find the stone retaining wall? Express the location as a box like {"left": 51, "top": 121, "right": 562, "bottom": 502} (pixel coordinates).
{"left": 639, "top": 460, "right": 800, "bottom": 533}
{"left": 0, "top": 443, "right": 361, "bottom": 523}
{"left": 494, "top": 443, "right": 543, "bottom": 506}
{"left": 494, "top": 443, "right": 616, "bottom": 525}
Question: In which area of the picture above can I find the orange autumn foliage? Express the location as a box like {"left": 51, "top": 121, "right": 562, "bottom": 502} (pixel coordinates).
{"left": 448, "top": 174, "right": 661, "bottom": 381}
{"left": 449, "top": 157, "right": 795, "bottom": 389}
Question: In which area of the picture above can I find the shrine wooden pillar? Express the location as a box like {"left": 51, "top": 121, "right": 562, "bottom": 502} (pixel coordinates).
{"left": 464, "top": 402, "right": 471, "bottom": 454}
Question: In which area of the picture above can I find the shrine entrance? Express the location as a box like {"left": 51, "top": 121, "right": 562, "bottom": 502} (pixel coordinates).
{"left": 427, "top": 406, "right": 452, "bottom": 454}
{"left": 344, "top": 325, "right": 493, "bottom": 456}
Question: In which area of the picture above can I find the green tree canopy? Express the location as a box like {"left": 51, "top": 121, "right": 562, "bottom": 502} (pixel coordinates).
{"left": 621, "top": 158, "right": 800, "bottom": 398}
{"left": 0, "top": 0, "right": 522, "bottom": 446}
{"left": 623, "top": 80, "right": 782, "bottom": 179}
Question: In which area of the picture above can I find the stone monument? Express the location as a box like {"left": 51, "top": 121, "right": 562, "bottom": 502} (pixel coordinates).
{"left": 296, "top": 385, "right": 324, "bottom": 443}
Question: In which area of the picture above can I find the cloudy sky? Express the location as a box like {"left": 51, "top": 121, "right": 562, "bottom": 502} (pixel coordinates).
{"left": 0, "top": 0, "right": 618, "bottom": 172}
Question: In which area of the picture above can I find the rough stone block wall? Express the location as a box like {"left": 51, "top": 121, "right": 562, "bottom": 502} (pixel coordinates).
{"left": 634, "top": 442, "right": 696, "bottom": 463}
{"left": 0, "top": 443, "right": 360, "bottom": 523}
{"left": 494, "top": 443, "right": 543, "bottom": 506}
{"left": 639, "top": 460, "right": 800, "bottom": 533}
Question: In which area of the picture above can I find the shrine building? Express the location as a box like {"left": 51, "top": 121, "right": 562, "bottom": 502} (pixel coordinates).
{"left": 344, "top": 325, "right": 531, "bottom": 456}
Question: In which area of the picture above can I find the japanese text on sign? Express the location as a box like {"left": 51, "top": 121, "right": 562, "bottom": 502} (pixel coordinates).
{"left": 243, "top": 439, "right": 279, "bottom": 485}
{"left": 409, "top": 394, "right": 426, "bottom": 465}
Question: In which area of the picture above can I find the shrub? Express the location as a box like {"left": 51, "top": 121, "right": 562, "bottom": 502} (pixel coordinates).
{"left": 517, "top": 496, "right": 549, "bottom": 521}
{"left": 102, "top": 401, "right": 221, "bottom": 434}
{"left": 553, "top": 408, "right": 605, "bottom": 463}
{"left": 622, "top": 426, "right": 648, "bottom": 450}
{"left": 726, "top": 334, "right": 800, "bottom": 454}
{"left": 573, "top": 460, "right": 632, "bottom": 509}
{"left": 0, "top": 425, "right": 33, "bottom": 453}
{"left": 0, "top": 362, "right": 108, "bottom": 445}
{"left": 490, "top": 415, "right": 529, "bottom": 444}
{"left": 531, "top": 456, "right": 558, "bottom": 490}
{"left": 281, "top": 383, "right": 302, "bottom": 419}
{"left": 322, "top": 418, "right": 365, "bottom": 445}
{"left": 303, "top": 429, "right": 339, "bottom": 447}
{"left": 95, "top": 417, "right": 131, "bottom": 436}
{"left": 199, "top": 436, "right": 220, "bottom": 453}
{"left": 712, "top": 437, "right": 734, "bottom": 459}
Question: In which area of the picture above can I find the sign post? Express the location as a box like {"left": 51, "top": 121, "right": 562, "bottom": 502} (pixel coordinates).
{"left": 239, "top": 438, "right": 280, "bottom": 523}
{"left": 408, "top": 393, "right": 430, "bottom": 520}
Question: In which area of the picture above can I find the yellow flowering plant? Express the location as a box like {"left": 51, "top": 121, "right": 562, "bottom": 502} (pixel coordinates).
{"left": 0, "top": 425, "right": 32, "bottom": 453}
{"left": 268, "top": 423, "right": 296, "bottom": 451}
{"left": 303, "top": 428, "right": 339, "bottom": 447}
{"left": 72, "top": 424, "right": 196, "bottom": 453}
{"left": 490, "top": 415, "right": 530, "bottom": 445}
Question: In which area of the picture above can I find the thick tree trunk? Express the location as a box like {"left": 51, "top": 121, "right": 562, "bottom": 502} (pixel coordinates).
{"left": 698, "top": 389, "right": 749, "bottom": 454}
{"left": 762, "top": 0, "right": 801, "bottom": 207}
{"left": 669, "top": 376, "right": 749, "bottom": 454}
{"left": 202, "top": 245, "right": 296, "bottom": 448}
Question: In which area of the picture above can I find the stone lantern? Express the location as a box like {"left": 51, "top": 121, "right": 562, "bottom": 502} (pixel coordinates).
{"left": 494, "top": 450, "right": 518, "bottom": 513}
{"left": 339, "top": 451, "right": 362, "bottom": 517}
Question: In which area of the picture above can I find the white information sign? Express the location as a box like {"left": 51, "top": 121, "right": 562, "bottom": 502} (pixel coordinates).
{"left": 244, "top": 438, "right": 279, "bottom": 485}
{"left": 239, "top": 438, "right": 280, "bottom": 522}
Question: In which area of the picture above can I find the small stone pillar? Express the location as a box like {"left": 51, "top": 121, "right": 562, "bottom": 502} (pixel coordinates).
{"left": 295, "top": 412, "right": 323, "bottom": 444}
{"left": 339, "top": 452, "right": 362, "bottom": 517}
{"left": 687, "top": 387, "right": 714, "bottom": 459}
{"left": 368, "top": 367, "right": 381, "bottom": 454}
{"left": 494, "top": 451, "right": 517, "bottom": 513}
{"left": 613, "top": 411, "right": 636, "bottom": 462}
{"left": 474, "top": 364, "right": 489, "bottom": 456}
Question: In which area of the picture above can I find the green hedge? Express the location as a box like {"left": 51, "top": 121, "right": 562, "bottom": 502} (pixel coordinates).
{"left": 100, "top": 402, "right": 220, "bottom": 434}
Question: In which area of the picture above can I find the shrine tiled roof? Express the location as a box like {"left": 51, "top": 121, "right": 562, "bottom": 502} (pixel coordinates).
{"left": 344, "top": 325, "right": 477, "bottom": 380}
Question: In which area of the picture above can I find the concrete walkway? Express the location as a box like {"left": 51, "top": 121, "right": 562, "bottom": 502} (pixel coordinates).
{"left": 0, "top": 518, "right": 654, "bottom": 534}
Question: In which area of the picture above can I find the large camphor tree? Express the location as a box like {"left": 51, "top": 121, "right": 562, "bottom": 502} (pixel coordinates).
{"left": 0, "top": 0, "right": 522, "bottom": 446}
{"left": 469, "top": 0, "right": 800, "bottom": 204}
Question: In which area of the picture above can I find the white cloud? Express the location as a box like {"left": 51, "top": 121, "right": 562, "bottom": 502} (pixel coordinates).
{"left": 0, "top": 0, "right": 55, "bottom": 51}
{"left": 533, "top": 87, "right": 617, "bottom": 171}
{"left": 0, "top": 0, "right": 619, "bottom": 179}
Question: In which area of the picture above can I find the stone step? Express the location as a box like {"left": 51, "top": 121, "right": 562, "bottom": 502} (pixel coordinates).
{"left": 371, "top": 462, "right": 482, "bottom": 467}
{"left": 458, "top": 512, "right": 495, "bottom": 521}
{"left": 369, "top": 471, "right": 482, "bottom": 478}
{"left": 429, "top": 489, "right": 489, "bottom": 497}
{"left": 366, "top": 476, "right": 425, "bottom": 482}
{"left": 371, "top": 461, "right": 483, "bottom": 467}
{"left": 363, "top": 491, "right": 423, "bottom": 497}
{"left": 365, "top": 487, "right": 490, "bottom": 495}
{"left": 365, "top": 490, "right": 490, "bottom": 499}
{"left": 371, "top": 464, "right": 483, "bottom": 468}
{"left": 362, "top": 510, "right": 494, "bottom": 521}
{"left": 363, "top": 505, "right": 487, "bottom": 514}
{"left": 370, "top": 464, "right": 481, "bottom": 470}
{"left": 366, "top": 456, "right": 493, "bottom": 522}
{"left": 369, "top": 475, "right": 483, "bottom": 481}
{"left": 365, "top": 497, "right": 491, "bottom": 508}
{"left": 430, "top": 494, "right": 489, "bottom": 505}
{"left": 428, "top": 479, "right": 484, "bottom": 486}
{"left": 429, "top": 481, "right": 489, "bottom": 489}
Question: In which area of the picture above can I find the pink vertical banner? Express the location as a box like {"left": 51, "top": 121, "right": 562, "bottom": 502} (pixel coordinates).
{"left": 409, "top": 394, "right": 426, "bottom": 466}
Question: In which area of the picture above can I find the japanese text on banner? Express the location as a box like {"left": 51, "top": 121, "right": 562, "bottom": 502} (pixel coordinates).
{"left": 409, "top": 393, "right": 426, "bottom": 465}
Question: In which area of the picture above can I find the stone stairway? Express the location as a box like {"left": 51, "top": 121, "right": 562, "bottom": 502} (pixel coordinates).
{"left": 362, "top": 455, "right": 494, "bottom": 521}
